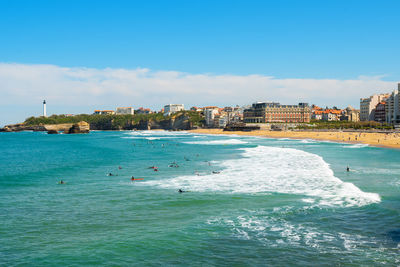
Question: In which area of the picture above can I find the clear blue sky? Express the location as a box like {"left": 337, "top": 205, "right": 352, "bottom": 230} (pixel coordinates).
{"left": 0, "top": 0, "right": 399, "bottom": 79}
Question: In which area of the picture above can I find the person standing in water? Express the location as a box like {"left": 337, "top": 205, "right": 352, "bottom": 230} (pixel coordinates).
{"left": 346, "top": 166, "right": 350, "bottom": 172}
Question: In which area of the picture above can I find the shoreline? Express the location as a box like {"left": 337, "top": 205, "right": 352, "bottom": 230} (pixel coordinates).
{"left": 3, "top": 128, "right": 400, "bottom": 149}
{"left": 188, "top": 129, "right": 400, "bottom": 149}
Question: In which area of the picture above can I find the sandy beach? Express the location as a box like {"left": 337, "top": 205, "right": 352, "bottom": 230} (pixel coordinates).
{"left": 189, "top": 129, "right": 400, "bottom": 149}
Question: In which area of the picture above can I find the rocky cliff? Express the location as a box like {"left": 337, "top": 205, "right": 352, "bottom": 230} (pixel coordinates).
{"left": 66, "top": 121, "right": 90, "bottom": 134}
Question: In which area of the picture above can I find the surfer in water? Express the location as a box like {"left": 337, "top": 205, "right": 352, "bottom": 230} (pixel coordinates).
{"left": 346, "top": 166, "right": 350, "bottom": 172}
{"left": 178, "top": 189, "right": 186, "bottom": 193}
{"left": 60, "top": 180, "right": 65, "bottom": 184}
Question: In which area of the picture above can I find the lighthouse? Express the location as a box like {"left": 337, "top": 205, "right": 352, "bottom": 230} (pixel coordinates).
{"left": 43, "top": 100, "right": 47, "bottom": 117}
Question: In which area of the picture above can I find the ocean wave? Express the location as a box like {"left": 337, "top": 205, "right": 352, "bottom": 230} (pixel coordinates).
{"left": 142, "top": 145, "right": 380, "bottom": 207}
{"left": 123, "top": 130, "right": 189, "bottom": 137}
{"left": 183, "top": 139, "right": 248, "bottom": 145}
{"left": 300, "top": 139, "right": 316, "bottom": 144}
{"left": 344, "top": 143, "right": 369, "bottom": 149}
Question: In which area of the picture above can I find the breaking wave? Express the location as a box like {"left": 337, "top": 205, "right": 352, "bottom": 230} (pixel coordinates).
{"left": 183, "top": 139, "right": 248, "bottom": 145}
{"left": 344, "top": 143, "right": 369, "bottom": 149}
{"left": 142, "top": 145, "right": 380, "bottom": 207}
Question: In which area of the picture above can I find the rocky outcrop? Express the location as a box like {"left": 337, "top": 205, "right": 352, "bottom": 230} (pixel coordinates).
{"left": 1, "top": 121, "right": 91, "bottom": 134}
{"left": 44, "top": 123, "right": 73, "bottom": 132}
{"left": 0, "top": 123, "right": 46, "bottom": 132}
{"left": 66, "top": 121, "right": 90, "bottom": 134}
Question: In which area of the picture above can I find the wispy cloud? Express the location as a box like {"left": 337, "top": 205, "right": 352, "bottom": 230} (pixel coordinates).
{"left": 0, "top": 63, "right": 398, "bottom": 124}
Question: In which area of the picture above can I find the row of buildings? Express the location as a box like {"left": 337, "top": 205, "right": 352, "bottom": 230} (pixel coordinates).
{"left": 360, "top": 83, "right": 400, "bottom": 124}
{"left": 89, "top": 82, "right": 400, "bottom": 128}
{"left": 202, "top": 106, "right": 243, "bottom": 128}
{"left": 311, "top": 106, "right": 360, "bottom": 122}
{"left": 91, "top": 102, "right": 360, "bottom": 128}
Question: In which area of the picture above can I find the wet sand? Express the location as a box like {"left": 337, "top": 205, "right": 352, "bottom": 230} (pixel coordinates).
{"left": 188, "top": 129, "right": 400, "bottom": 149}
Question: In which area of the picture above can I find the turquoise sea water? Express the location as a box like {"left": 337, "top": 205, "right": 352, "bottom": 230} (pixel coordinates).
{"left": 0, "top": 131, "right": 399, "bottom": 266}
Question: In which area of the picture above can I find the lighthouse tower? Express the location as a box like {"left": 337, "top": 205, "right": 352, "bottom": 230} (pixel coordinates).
{"left": 43, "top": 100, "right": 47, "bottom": 117}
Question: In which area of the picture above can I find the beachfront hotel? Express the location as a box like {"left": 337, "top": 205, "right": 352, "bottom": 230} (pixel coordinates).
{"left": 243, "top": 102, "right": 311, "bottom": 123}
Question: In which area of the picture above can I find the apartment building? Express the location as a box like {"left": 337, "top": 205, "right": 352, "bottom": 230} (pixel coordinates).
{"left": 360, "top": 93, "right": 389, "bottom": 121}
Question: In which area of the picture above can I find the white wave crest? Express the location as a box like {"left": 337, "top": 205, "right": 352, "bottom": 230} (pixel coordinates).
{"left": 344, "top": 143, "right": 369, "bottom": 148}
{"left": 123, "top": 130, "right": 189, "bottom": 137}
{"left": 142, "top": 145, "right": 380, "bottom": 207}
{"left": 300, "top": 139, "right": 316, "bottom": 144}
{"left": 183, "top": 139, "right": 248, "bottom": 145}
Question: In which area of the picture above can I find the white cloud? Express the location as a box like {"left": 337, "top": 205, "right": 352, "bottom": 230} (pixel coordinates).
{"left": 0, "top": 62, "right": 398, "bottom": 124}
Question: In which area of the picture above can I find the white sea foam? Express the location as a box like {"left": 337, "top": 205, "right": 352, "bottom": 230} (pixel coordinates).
{"left": 300, "top": 139, "right": 316, "bottom": 144}
{"left": 207, "top": 213, "right": 381, "bottom": 252}
{"left": 142, "top": 145, "right": 380, "bottom": 207}
{"left": 344, "top": 143, "right": 369, "bottom": 148}
{"left": 123, "top": 130, "right": 189, "bottom": 137}
{"left": 183, "top": 139, "right": 248, "bottom": 145}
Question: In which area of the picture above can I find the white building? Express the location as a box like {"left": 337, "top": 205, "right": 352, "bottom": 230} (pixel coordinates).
{"left": 164, "top": 104, "right": 184, "bottom": 116}
{"left": 385, "top": 83, "right": 400, "bottom": 124}
{"left": 360, "top": 93, "right": 389, "bottom": 121}
{"left": 204, "top": 108, "right": 219, "bottom": 127}
{"left": 116, "top": 107, "right": 134, "bottom": 115}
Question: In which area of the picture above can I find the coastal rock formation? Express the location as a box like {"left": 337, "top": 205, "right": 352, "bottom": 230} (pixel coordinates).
{"left": 1, "top": 113, "right": 197, "bottom": 132}
{"left": 44, "top": 123, "right": 73, "bottom": 132}
{"left": 66, "top": 121, "right": 90, "bottom": 134}
{"left": 0, "top": 123, "right": 46, "bottom": 132}
{"left": 47, "top": 129, "right": 59, "bottom": 134}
